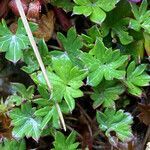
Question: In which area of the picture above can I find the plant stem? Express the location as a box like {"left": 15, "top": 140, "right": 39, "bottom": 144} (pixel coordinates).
{"left": 15, "top": 0, "right": 66, "bottom": 131}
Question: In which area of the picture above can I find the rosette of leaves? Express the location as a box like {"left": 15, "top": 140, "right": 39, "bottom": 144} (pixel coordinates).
{"left": 91, "top": 80, "right": 125, "bottom": 109}
{"left": 129, "top": 0, "right": 150, "bottom": 34}
{"left": 0, "top": 19, "right": 37, "bottom": 63}
{"left": 80, "top": 39, "right": 128, "bottom": 86}
{"left": 96, "top": 109, "right": 133, "bottom": 142}
{"left": 123, "top": 61, "right": 150, "bottom": 97}
{"left": 73, "top": 0, "right": 120, "bottom": 24}
{"left": 31, "top": 53, "right": 87, "bottom": 112}
{"left": 52, "top": 131, "right": 79, "bottom": 150}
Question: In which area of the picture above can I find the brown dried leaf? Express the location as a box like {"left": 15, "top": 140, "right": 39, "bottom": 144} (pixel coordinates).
{"left": 10, "top": 10, "right": 55, "bottom": 41}
{"left": 0, "top": 114, "right": 12, "bottom": 139}
{"left": 9, "top": 0, "right": 29, "bottom": 16}
{"left": 33, "top": 10, "right": 55, "bottom": 41}
{"left": 138, "top": 103, "right": 150, "bottom": 125}
{"left": 0, "top": 0, "right": 9, "bottom": 19}
{"left": 27, "top": 0, "right": 41, "bottom": 22}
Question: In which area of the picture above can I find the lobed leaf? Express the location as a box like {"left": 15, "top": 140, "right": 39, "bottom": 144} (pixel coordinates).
{"left": 96, "top": 109, "right": 133, "bottom": 142}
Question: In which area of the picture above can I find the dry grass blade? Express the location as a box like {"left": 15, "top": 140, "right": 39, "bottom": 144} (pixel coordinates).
{"left": 15, "top": 0, "right": 66, "bottom": 131}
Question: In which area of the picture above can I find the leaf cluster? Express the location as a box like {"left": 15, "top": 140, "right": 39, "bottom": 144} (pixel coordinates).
{"left": 0, "top": 0, "right": 150, "bottom": 149}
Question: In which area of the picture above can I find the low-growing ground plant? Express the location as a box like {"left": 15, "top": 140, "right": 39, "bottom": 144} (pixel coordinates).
{"left": 0, "top": 0, "right": 150, "bottom": 149}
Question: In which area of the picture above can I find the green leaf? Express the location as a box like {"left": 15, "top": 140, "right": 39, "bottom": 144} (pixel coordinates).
{"left": 57, "top": 27, "right": 83, "bottom": 65}
{"left": 123, "top": 61, "right": 150, "bottom": 97}
{"left": 38, "top": 39, "right": 51, "bottom": 65}
{"left": 80, "top": 25, "right": 102, "bottom": 48}
{"left": 143, "top": 32, "right": 150, "bottom": 56}
{"left": 9, "top": 103, "right": 42, "bottom": 141}
{"left": 97, "top": 0, "right": 119, "bottom": 12}
{"left": 8, "top": 83, "right": 34, "bottom": 106}
{"left": 58, "top": 27, "right": 83, "bottom": 52}
{"left": 40, "top": 108, "right": 54, "bottom": 130}
{"left": 141, "top": 17, "right": 150, "bottom": 33}
{"left": 22, "top": 49, "right": 39, "bottom": 73}
{"left": 91, "top": 81, "right": 125, "bottom": 108}
{"left": 99, "top": 1, "right": 133, "bottom": 45}
{"left": 96, "top": 109, "right": 133, "bottom": 142}
{"left": 34, "top": 100, "right": 70, "bottom": 129}
{"left": 52, "top": 131, "right": 79, "bottom": 150}
{"left": 90, "top": 6, "right": 106, "bottom": 24}
{"left": 112, "top": 18, "right": 133, "bottom": 45}
{"left": 0, "top": 19, "right": 30, "bottom": 63}
{"left": 11, "top": 83, "right": 34, "bottom": 100}
{"left": 0, "top": 139, "right": 26, "bottom": 150}
{"left": 80, "top": 39, "right": 128, "bottom": 86}
{"left": 51, "top": 0, "right": 74, "bottom": 11}
{"left": 129, "top": 19, "right": 141, "bottom": 31}
{"left": 8, "top": 95, "right": 22, "bottom": 106}
{"left": 73, "top": 0, "right": 119, "bottom": 24}
{"left": 31, "top": 54, "right": 87, "bottom": 111}
{"left": 37, "top": 85, "right": 50, "bottom": 99}
{"left": 22, "top": 39, "right": 51, "bottom": 74}
{"left": 139, "top": 0, "right": 148, "bottom": 16}
{"left": 130, "top": 0, "right": 150, "bottom": 34}
{"left": 130, "top": 3, "right": 140, "bottom": 20}
{"left": 124, "top": 40, "right": 144, "bottom": 61}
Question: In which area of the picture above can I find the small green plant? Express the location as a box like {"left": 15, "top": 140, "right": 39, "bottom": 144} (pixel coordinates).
{"left": 0, "top": 0, "right": 150, "bottom": 149}
{"left": 52, "top": 131, "right": 79, "bottom": 150}
{"left": 0, "top": 139, "right": 26, "bottom": 150}
{"left": 96, "top": 109, "right": 133, "bottom": 142}
{"left": 0, "top": 19, "right": 37, "bottom": 63}
{"left": 73, "top": 0, "right": 120, "bottom": 24}
{"left": 130, "top": 0, "right": 150, "bottom": 33}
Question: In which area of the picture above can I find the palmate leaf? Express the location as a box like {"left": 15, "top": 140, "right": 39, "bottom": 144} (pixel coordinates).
{"left": 52, "top": 131, "right": 79, "bottom": 150}
{"left": 0, "top": 19, "right": 29, "bottom": 63}
{"left": 96, "top": 109, "right": 133, "bottom": 142}
{"left": 80, "top": 39, "right": 128, "bottom": 86}
{"left": 57, "top": 27, "right": 83, "bottom": 65}
{"left": 0, "top": 19, "right": 37, "bottom": 63}
{"left": 9, "top": 102, "right": 42, "bottom": 141}
{"left": 73, "top": 0, "right": 120, "bottom": 24}
{"left": 31, "top": 53, "right": 87, "bottom": 112}
{"left": 57, "top": 27, "right": 83, "bottom": 53}
{"left": 123, "top": 61, "right": 150, "bottom": 97}
{"left": 91, "top": 81, "right": 125, "bottom": 109}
